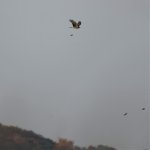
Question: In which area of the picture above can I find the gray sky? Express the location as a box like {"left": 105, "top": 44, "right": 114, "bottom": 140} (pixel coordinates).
{"left": 0, "top": 0, "right": 149, "bottom": 150}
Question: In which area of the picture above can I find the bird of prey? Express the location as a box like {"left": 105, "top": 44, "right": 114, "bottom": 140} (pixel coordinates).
{"left": 69, "top": 19, "right": 81, "bottom": 29}
{"left": 142, "top": 108, "right": 145, "bottom": 110}
{"left": 123, "top": 113, "right": 128, "bottom": 116}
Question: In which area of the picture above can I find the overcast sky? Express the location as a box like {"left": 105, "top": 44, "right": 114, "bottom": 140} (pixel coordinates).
{"left": 0, "top": 0, "right": 149, "bottom": 150}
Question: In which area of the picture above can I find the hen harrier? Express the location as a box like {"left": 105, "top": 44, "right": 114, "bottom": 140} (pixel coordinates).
{"left": 123, "top": 113, "right": 128, "bottom": 116}
{"left": 69, "top": 19, "right": 81, "bottom": 29}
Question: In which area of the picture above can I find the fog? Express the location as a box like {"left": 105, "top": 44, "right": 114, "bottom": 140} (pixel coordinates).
{"left": 0, "top": 0, "right": 149, "bottom": 150}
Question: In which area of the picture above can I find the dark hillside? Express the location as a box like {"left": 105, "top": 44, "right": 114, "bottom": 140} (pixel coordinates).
{"left": 0, "top": 123, "right": 54, "bottom": 150}
{"left": 0, "top": 123, "right": 116, "bottom": 150}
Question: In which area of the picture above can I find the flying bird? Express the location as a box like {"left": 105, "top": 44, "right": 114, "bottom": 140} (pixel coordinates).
{"left": 123, "top": 113, "right": 128, "bottom": 116}
{"left": 69, "top": 19, "right": 81, "bottom": 29}
{"left": 142, "top": 108, "right": 145, "bottom": 110}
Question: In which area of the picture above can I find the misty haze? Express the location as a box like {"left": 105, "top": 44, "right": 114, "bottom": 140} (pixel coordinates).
{"left": 0, "top": 0, "right": 149, "bottom": 150}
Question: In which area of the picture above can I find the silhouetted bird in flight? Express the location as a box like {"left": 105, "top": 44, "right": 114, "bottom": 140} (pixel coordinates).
{"left": 69, "top": 19, "right": 81, "bottom": 29}
{"left": 123, "top": 113, "right": 128, "bottom": 116}
{"left": 142, "top": 108, "right": 145, "bottom": 110}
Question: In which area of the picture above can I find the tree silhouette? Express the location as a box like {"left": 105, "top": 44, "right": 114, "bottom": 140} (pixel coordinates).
{"left": 54, "top": 138, "right": 74, "bottom": 150}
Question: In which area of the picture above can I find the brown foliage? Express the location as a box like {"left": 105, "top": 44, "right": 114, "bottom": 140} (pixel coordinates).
{"left": 54, "top": 138, "right": 74, "bottom": 150}
{"left": 88, "top": 145, "right": 95, "bottom": 150}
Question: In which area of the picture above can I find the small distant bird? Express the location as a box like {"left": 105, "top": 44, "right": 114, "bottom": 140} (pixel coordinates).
{"left": 70, "top": 34, "right": 73, "bottom": 36}
{"left": 69, "top": 19, "right": 81, "bottom": 29}
{"left": 142, "top": 108, "right": 145, "bottom": 110}
{"left": 123, "top": 113, "right": 128, "bottom": 116}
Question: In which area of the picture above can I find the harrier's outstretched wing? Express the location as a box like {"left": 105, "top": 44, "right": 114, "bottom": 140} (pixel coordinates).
{"left": 69, "top": 19, "right": 77, "bottom": 28}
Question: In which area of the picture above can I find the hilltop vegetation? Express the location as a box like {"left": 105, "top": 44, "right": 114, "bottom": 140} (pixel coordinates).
{"left": 54, "top": 138, "right": 116, "bottom": 150}
{"left": 0, "top": 123, "right": 54, "bottom": 150}
{"left": 0, "top": 123, "right": 116, "bottom": 150}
